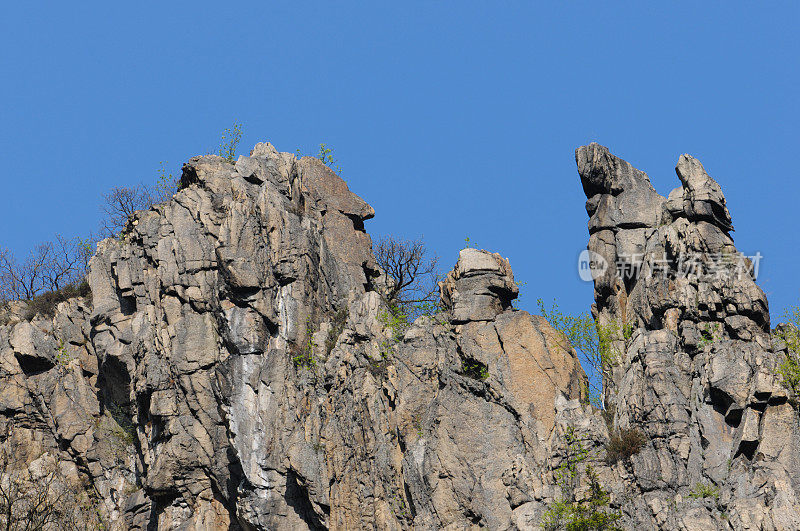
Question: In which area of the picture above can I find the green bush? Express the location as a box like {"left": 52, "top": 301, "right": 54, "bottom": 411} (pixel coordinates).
{"left": 779, "top": 354, "right": 800, "bottom": 398}
{"left": 153, "top": 161, "right": 178, "bottom": 203}
{"left": 55, "top": 340, "right": 73, "bottom": 368}
{"left": 622, "top": 322, "right": 636, "bottom": 341}
{"left": 698, "top": 322, "right": 721, "bottom": 349}
{"left": 542, "top": 466, "right": 622, "bottom": 531}
{"left": 379, "top": 306, "right": 409, "bottom": 342}
{"left": 294, "top": 143, "right": 343, "bottom": 175}
{"left": 367, "top": 305, "right": 412, "bottom": 380}
{"left": 316, "top": 143, "right": 339, "bottom": 170}
{"left": 217, "top": 122, "right": 243, "bottom": 163}
{"left": 775, "top": 306, "right": 800, "bottom": 397}
{"left": 605, "top": 428, "right": 646, "bottom": 464}
{"left": 543, "top": 428, "right": 622, "bottom": 530}
{"left": 688, "top": 482, "right": 719, "bottom": 500}
{"left": 461, "top": 359, "right": 489, "bottom": 380}
{"left": 292, "top": 339, "right": 316, "bottom": 370}
{"left": 291, "top": 316, "right": 317, "bottom": 371}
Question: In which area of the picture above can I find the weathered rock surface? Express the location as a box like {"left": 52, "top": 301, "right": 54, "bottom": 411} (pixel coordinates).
{"left": 0, "top": 141, "right": 797, "bottom": 530}
{"left": 576, "top": 143, "right": 800, "bottom": 530}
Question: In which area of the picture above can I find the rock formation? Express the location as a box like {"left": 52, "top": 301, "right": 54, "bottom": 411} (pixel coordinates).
{"left": 576, "top": 143, "right": 799, "bottom": 529}
{"left": 0, "top": 142, "right": 797, "bottom": 530}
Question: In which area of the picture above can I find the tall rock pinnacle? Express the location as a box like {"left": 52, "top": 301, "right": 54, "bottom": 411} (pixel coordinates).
{"left": 575, "top": 143, "right": 799, "bottom": 530}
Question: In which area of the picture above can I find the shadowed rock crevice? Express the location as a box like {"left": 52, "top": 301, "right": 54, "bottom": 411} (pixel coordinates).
{"left": 285, "top": 470, "right": 326, "bottom": 530}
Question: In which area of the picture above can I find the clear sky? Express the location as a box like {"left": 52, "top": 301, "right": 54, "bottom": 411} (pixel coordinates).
{"left": 1, "top": 2, "right": 797, "bottom": 322}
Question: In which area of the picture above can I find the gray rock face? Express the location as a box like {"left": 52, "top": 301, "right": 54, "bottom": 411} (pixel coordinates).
{"left": 576, "top": 143, "right": 800, "bottom": 530}
{"left": 0, "top": 142, "right": 796, "bottom": 530}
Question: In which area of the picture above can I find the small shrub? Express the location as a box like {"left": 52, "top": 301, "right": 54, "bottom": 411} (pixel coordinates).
{"left": 688, "top": 482, "right": 719, "bottom": 500}
{"left": 368, "top": 358, "right": 388, "bottom": 379}
{"left": 217, "top": 122, "right": 243, "bottom": 163}
{"left": 775, "top": 306, "right": 800, "bottom": 397}
{"left": 543, "top": 429, "right": 622, "bottom": 531}
{"left": 389, "top": 491, "right": 412, "bottom": 519}
{"left": 605, "top": 428, "right": 646, "bottom": 464}
{"left": 379, "top": 307, "right": 409, "bottom": 342}
{"left": 698, "top": 322, "right": 720, "bottom": 349}
{"left": 294, "top": 143, "right": 343, "bottom": 174}
{"left": 292, "top": 317, "right": 317, "bottom": 371}
{"left": 622, "top": 322, "right": 636, "bottom": 341}
{"left": 778, "top": 354, "right": 800, "bottom": 398}
{"left": 55, "top": 340, "right": 73, "bottom": 368}
{"left": 24, "top": 280, "right": 91, "bottom": 320}
{"left": 316, "top": 143, "right": 342, "bottom": 174}
{"left": 462, "top": 236, "right": 479, "bottom": 249}
{"left": 411, "top": 411, "right": 424, "bottom": 437}
{"left": 554, "top": 427, "right": 589, "bottom": 500}
{"left": 596, "top": 322, "right": 621, "bottom": 368}
{"left": 461, "top": 359, "right": 489, "bottom": 381}
{"left": 370, "top": 306, "right": 409, "bottom": 380}
{"left": 153, "top": 161, "right": 178, "bottom": 203}
{"left": 292, "top": 340, "right": 316, "bottom": 370}
{"left": 542, "top": 465, "right": 622, "bottom": 531}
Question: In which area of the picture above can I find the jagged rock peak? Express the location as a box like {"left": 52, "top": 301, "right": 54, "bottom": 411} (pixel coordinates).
{"left": 674, "top": 153, "right": 733, "bottom": 232}
{"left": 576, "top": 143, "right": 666, "bottom": 234}
{"left": 575, "top": 142, "right": 659, "bottom": 197}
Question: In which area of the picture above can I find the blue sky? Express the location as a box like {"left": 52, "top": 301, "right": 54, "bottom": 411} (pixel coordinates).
{"left": 1, "top": 2, "right": 797, "bottom": 321}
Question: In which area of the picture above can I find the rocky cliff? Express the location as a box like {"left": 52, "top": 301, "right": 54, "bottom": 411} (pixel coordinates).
{"left": 0, "top": 142, "right": 797, "bottom": 530}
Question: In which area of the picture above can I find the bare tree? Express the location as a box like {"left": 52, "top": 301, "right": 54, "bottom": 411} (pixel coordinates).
{"left": 0, "top": 236, "right": 89, "bottom": 303}
{"left": 0, "top": 246, "right": 48, "bottom": 301}
{"left": 42, "top": 235, "right": 84, "bottom": 293}
{"left": 374, "top": 235, "right": 441, "bottom": 315}
{"left": 100, "top": 184, "right": 153, "bottom": 238}
{"left": 0, "top": 450, "right": 106, "bottom": 530}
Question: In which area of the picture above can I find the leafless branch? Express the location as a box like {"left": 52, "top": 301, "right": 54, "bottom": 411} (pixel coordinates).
{"left": 0, "top": 449, "right": 106, "bottom": 530}
{"left": 0, "top": 236, "right": 89, "bottom": 303}
{"left": 100, "top": 184, "right": 153, "bottom": 238}
{"left": 374, "top": 235, "right": 441, "bottom": 315}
